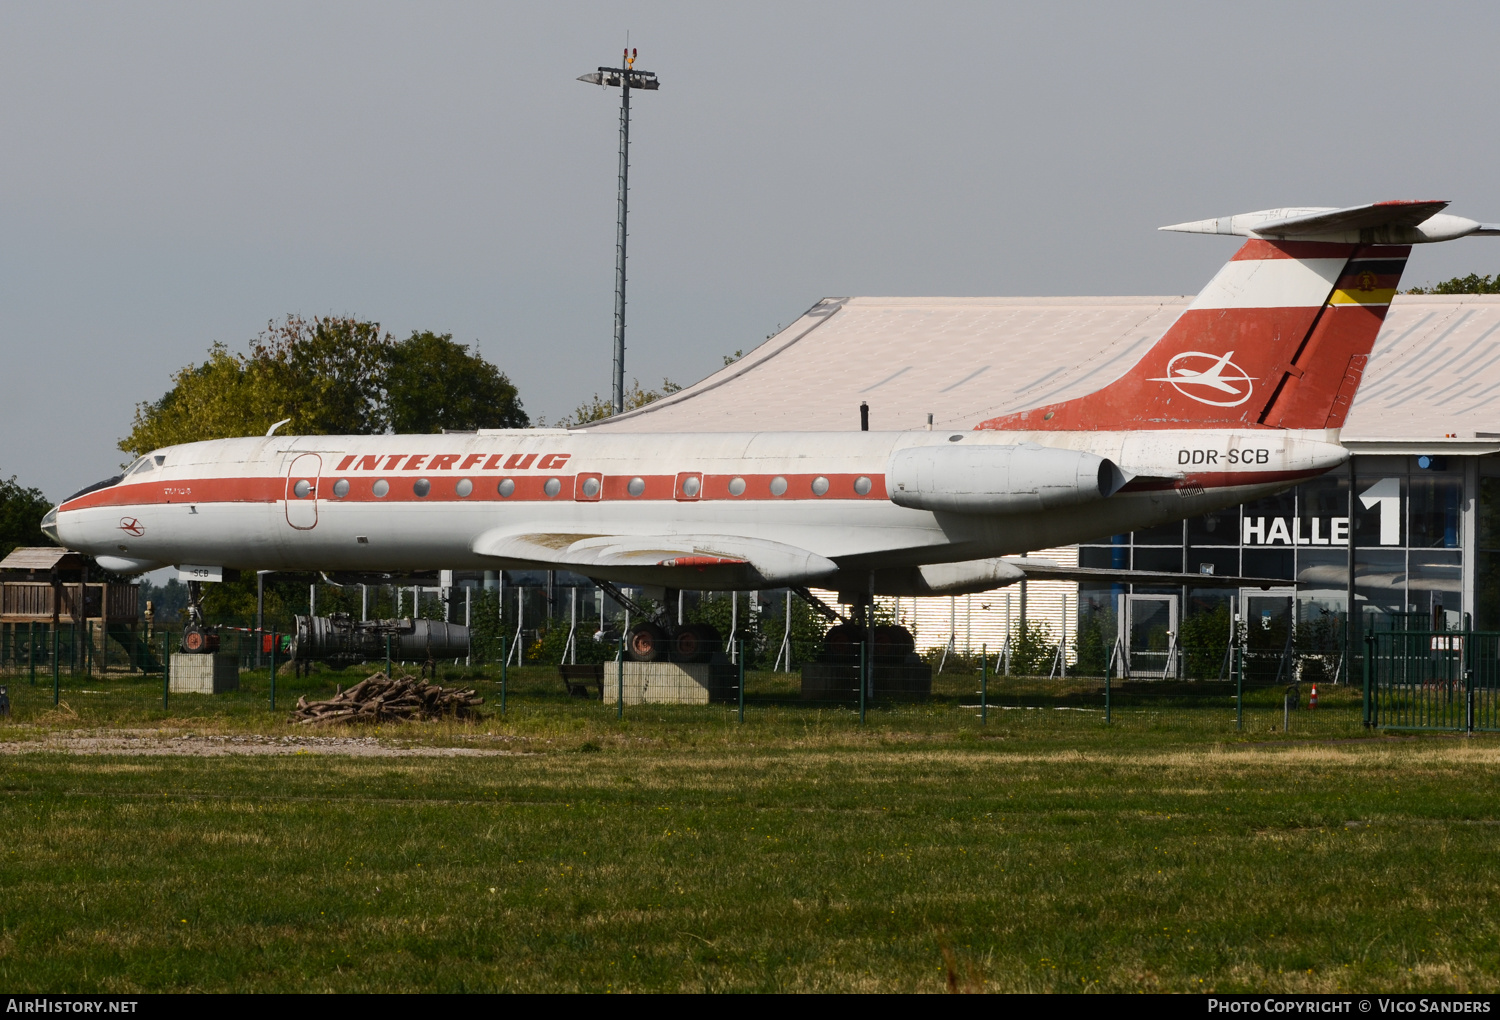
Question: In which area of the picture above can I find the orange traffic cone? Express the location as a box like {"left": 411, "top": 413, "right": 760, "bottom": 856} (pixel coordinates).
{"left": 1309, "top": 684, "right": 1318, "bottom": 710}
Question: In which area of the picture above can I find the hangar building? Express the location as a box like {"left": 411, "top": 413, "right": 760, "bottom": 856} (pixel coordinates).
{"left": 590, "top": 293, "right": 1500, "bottom": 674}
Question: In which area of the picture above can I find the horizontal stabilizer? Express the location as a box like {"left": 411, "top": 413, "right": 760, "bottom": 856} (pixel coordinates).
{"left": 1160, "top": 200, "right": 1496, "bottom": 244}
{"left": 472, "top": 529, "right": 837, "bottom": 587}
{"left": 1004, "top": 556, "right": 1294, "bottom": 589}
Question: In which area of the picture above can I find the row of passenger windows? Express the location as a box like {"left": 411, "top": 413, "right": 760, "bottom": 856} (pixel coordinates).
{"left": 291, "top": 475, "right": 876, "bottom": 499}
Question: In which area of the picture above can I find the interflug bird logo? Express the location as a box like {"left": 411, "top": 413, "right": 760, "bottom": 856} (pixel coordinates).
{"left": 118, "top": 517, "right": 145, "bottom": 537}
{"left": 1149, "top": 351, "right": 1255, "bottom": 407}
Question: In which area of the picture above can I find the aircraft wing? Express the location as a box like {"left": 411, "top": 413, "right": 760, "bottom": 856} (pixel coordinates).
{"left": 471, "top": 529, "right": 838, "bottom": 587}
{"left": 1004, "top": 557, "right": 1292, "bottom": 589}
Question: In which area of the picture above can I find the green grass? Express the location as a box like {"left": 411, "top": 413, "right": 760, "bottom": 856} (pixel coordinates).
{"left": 0, "top": 664, "right": 1497, "bottom": 992}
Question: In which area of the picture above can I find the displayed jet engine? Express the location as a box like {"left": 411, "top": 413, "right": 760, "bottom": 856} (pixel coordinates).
{"left": 886, "top": 442, "right": 1126, "bottom": 515}
{"left": 290, "top": 614, "right": 470, "bottom": 666}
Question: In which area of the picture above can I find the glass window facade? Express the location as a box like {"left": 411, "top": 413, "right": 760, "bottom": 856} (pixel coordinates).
{"left": 1076, "top": 455, "right": 1485, "bottom": 679}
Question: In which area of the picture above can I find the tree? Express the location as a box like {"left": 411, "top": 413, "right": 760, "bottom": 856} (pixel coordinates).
{"left": 0, "top": 475, "right": 51, "bottom": 559}
{"left": 120, "top": 316, "right": 528, "bottom": 456}
{"left": 560, "top": 378, "right": 682, "bottom": 427}
{"left": 1407, "top": 273, "right": 1500, "bottom": 295}
{"left": 119, "top": 342, "right": 295, "bottom": 457}
{"left": 248, "top": 316, "right": 391, "bottom": 436}
{"left": 384, "top": 331, "right": 527, "bottom": 433}
{"left": 121, "top": 317, "right": 393, "bottom": 456}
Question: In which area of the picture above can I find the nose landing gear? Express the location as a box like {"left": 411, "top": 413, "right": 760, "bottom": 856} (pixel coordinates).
{"left": 179, "top": 580, "right": 220, "bottom": 654}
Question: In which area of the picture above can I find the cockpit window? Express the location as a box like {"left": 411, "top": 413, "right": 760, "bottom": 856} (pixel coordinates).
{"left": 124, "top": 455, "right": 164, "bottom": 476}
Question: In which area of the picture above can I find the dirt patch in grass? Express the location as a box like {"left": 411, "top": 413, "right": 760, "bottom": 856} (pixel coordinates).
{"left": 0, "top": 729, "right": 530, "bottom": 758}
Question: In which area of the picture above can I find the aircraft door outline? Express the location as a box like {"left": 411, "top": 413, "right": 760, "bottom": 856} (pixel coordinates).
{"left": 284, "top": 454, "right": 321, "bottom": 530}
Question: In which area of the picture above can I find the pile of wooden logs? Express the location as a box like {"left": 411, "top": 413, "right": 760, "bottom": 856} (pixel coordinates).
{"left": 290, "top": 672, "right": 483, "bottom": 725}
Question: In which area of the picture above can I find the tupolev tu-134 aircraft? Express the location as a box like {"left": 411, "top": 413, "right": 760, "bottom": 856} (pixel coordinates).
{"left": 45, "top": 200, "right": 1499, "bottom": 656}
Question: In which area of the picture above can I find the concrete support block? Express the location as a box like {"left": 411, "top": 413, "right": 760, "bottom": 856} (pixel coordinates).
{"left": 601, "top": 661, "right": 735, "bottom": 705}
{"left": 169, "top": 653, "right": 240, "bottom": 694}
{"left": 800, "top": 663, "right": 932, "bottom": 701}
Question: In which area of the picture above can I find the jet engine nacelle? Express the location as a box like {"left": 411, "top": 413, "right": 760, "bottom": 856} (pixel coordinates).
{"left": 291, "top": 614, "right": 470, "bottom": 665}
{"left": 886, "top": 443, "right": 1125, "bottom": 515}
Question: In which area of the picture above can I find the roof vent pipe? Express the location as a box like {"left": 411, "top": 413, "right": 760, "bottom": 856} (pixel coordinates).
{"left": 860, "top": 401, "right": 869, "bottom": 431}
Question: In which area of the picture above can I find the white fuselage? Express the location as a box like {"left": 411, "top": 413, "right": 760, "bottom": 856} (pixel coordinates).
{"left": 53, "top": 427, "right": 1346, "bottom": 591}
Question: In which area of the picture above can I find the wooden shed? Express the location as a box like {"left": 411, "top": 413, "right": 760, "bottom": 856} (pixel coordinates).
{"left": 1, "top": 547, "right": 143, "bottom": 675}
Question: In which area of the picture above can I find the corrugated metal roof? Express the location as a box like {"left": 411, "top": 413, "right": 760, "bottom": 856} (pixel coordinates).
{"left": 589, "top": 294, "right": 1500, "bottom": 441}
{"left": 0, "top": 547, "right": 81, "bottom": 572}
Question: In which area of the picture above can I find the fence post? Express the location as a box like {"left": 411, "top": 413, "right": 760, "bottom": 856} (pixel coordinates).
{"left": 268, "top": 632, "right": 276, "bottom": 711}
{"left": 161, "top": 632, "right": 169, "bottom": 711}
{"left": 858, "top": 642, "right": 866, "bottom": 725}
{"left": 1235, "top": 640, "right": 1243, "bottom": 731}
{"left": 616, "top": 634, "right": 625, "bottom": 721}
{"left": 52, "top": 625, "right": 60, "bottom": 707}
{"left": 981, "top": 643, "right": 988, "bottom": 726}
{"left": 1466, "top": 667, "right": 1474, "bottom": 735}
{"left": 500, "top": 636, "right": 507, "bottom": 716}
{"left": 738, "top": 638, "right": 745, "bottom": 724}
{"left": 28, "top": 622, "right": 35, "bottom": 685}
{"left": 1105, "top": 664, "right": 1111, "bottom": 725}
{"left": 1363, "top": 634, "right": 1373, "bottom": 729}
{"left": 386, "top": 633, "right": 393, "bottom": 679}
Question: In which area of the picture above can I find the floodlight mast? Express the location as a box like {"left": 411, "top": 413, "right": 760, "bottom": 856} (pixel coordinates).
{"left": 578, "top": 49, "right": 660, "bottom": 415}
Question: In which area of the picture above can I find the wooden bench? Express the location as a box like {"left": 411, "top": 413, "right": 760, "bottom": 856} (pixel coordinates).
{"left": 559, "top": 663, "right": 604, "bottom": 699}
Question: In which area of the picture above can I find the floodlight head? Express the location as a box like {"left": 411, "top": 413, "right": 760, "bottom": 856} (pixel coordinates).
{"left": 576, "top": 67, "right": 659, "bottom": 90}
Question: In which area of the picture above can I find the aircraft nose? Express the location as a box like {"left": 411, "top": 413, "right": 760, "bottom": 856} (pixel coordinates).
{"left": 40, "top": 506, "right": 61, "bottom": 545}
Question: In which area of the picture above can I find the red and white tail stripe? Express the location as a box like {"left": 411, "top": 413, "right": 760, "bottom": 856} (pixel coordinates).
{"left": 979, "top": 239, "right": 1409, "bottom": 431}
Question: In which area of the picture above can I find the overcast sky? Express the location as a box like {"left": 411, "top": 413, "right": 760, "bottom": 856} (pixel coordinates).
{"left": 5, "top": 1, "right": 1500, "bottom": 501}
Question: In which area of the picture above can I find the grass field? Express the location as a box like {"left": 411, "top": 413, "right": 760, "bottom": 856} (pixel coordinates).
{"left": 0, "top": 664, "right": 1497, "bottom": 993}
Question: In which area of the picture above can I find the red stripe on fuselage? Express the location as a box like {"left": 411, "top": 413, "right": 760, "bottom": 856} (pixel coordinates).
{"left": 62, "top": 472, "right": 893, "bottom": 510}
{"left": 62, "top": 476, "right": 284, "bottom": 512}
{"left": 62, "top": 467, "right": 1319, "bottom": 513}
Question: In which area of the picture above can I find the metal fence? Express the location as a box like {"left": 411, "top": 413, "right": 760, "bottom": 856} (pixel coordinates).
{"left": 1364, "top": 630, "right": 1500, "bottom": 732}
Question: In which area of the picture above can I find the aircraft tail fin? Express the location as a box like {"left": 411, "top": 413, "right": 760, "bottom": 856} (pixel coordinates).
{"left": 971, "top": 199, "right": 1500, "bottom": 431}
{"left": 979, "top": 238, "right": 1411, "bottom": 431}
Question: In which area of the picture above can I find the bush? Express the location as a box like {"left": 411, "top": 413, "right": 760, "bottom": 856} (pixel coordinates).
{"left": 1008, "top": 621, "right": 1060, "bottom": 677}
{"left": 524, "top": 615, "right": 618, "bottom": 666}
{"left": 1072, "top": 611, "right": 1112, "bottom": 677}
{"left": 758, "top": 594, "right": 829, "bottom": 667}
{"left": 1179, "top": 604, "right": 1233, "bottom": 680}
{"left": 920, "top": 646, "right": 986, "bottom": 674}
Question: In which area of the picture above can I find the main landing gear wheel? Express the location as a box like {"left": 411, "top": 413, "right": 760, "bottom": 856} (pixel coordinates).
{"left": 821, "top": 623, "right": 916, "bottom": 663}
{"left": 872, "top": 625, "right": 916, "bottom": 661}
{"left": 626, "top": 622, "right": 669, "bottom": 662}
{"left": 822, "top": 623, "right": 863, "bottom": 660}
{"left": 671, "top": 624, "right": 720, "bottom": 663}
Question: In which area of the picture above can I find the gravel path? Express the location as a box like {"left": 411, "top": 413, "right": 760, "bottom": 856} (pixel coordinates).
{"left": 0, "top": 729, "right": 527, "bottom": 758}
